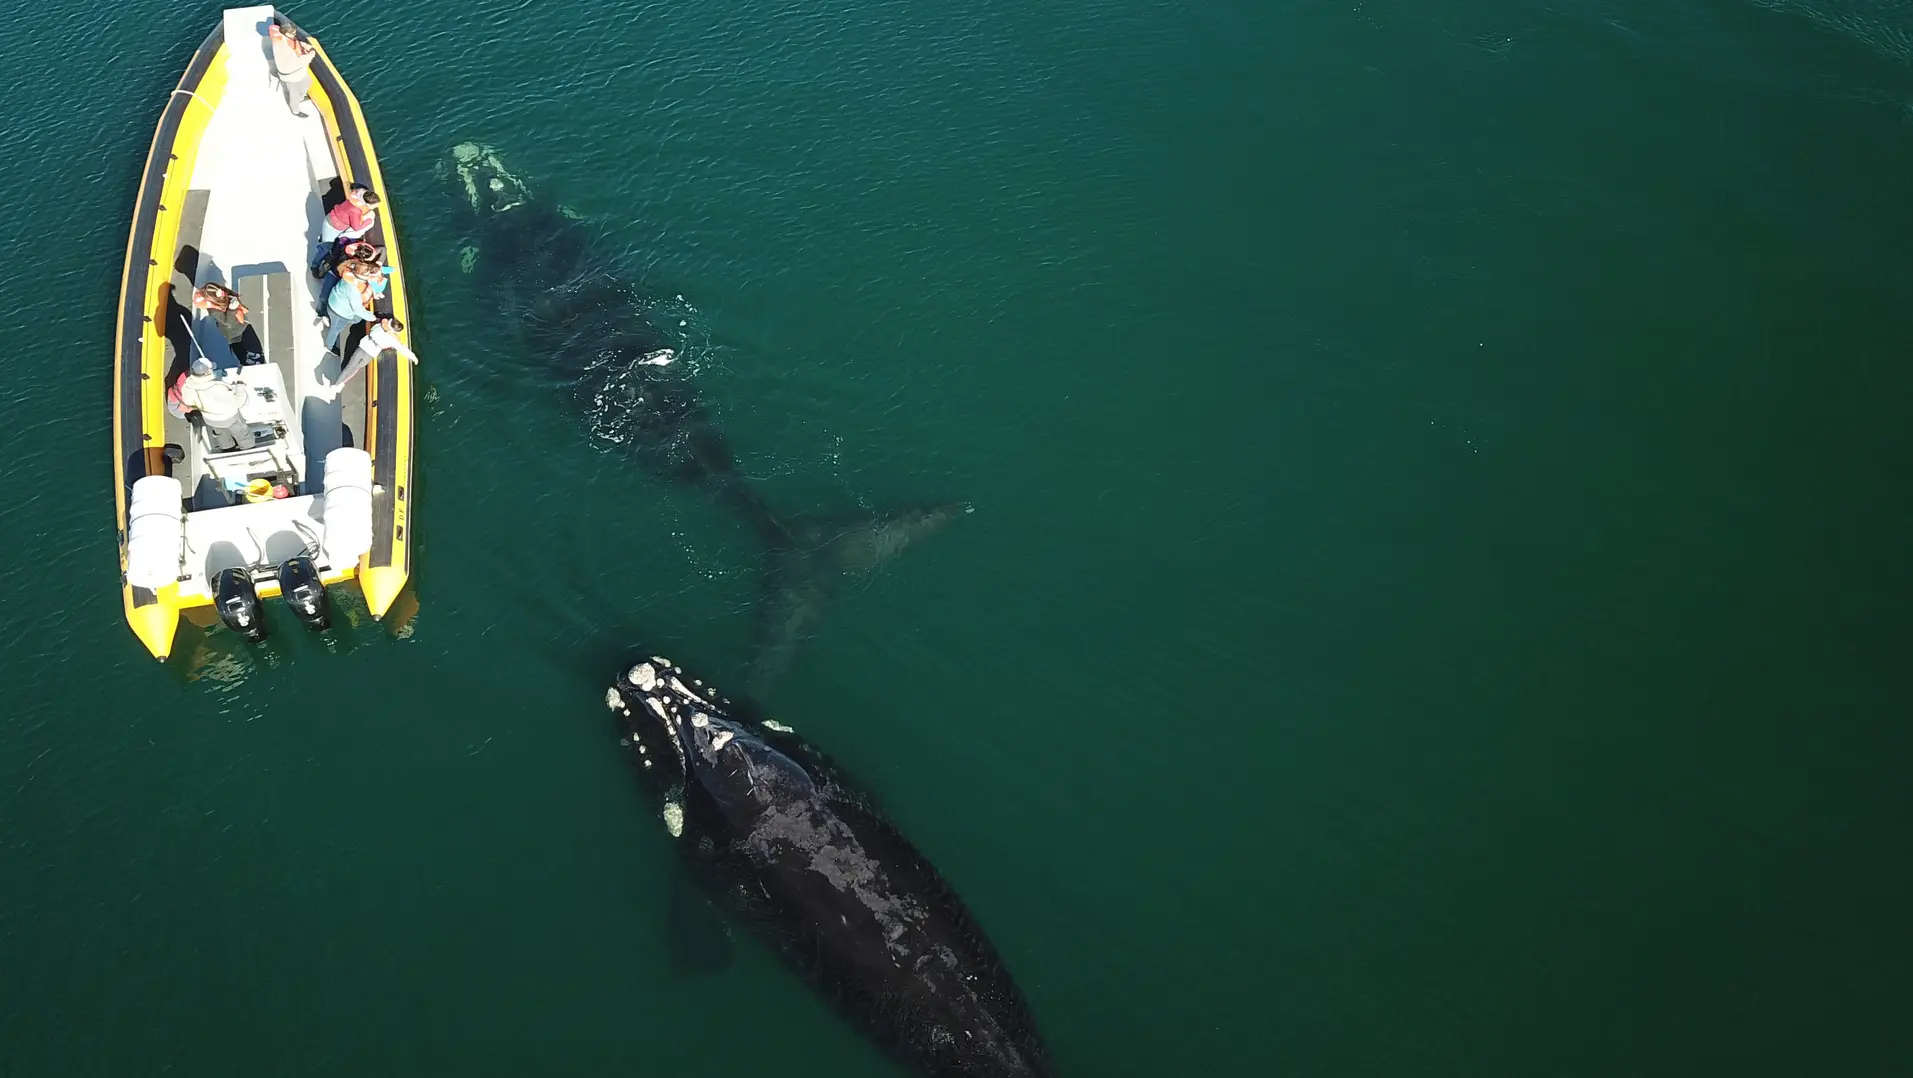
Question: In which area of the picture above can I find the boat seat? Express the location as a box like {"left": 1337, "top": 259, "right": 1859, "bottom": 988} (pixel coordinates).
{"left": 172, "top": 189, "right": 211, "bottom": 302}
{"left": 201, "top": 443, "right": 295, "bottom": 489}
{"left": 235, "top": 269, "right": 297, "bottom": 381}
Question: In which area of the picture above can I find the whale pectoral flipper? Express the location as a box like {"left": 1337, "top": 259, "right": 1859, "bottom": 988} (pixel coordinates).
{"left": 664, "top": 869, "right": 734, "bottom": 977}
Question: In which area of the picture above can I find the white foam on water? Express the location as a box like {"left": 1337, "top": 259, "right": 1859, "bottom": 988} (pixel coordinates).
{"left": 1748, "top": 0, "right": 1913, "bottom": 64}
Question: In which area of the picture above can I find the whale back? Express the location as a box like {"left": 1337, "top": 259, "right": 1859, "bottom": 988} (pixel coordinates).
{"left": 609, "top": 661, "right": 1051, "bottom": 1077}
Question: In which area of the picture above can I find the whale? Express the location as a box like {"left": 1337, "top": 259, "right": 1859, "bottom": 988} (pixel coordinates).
{"left": 606, "top": 656, "right": 1051, "bottom": 1078}
{"left": 450, "top": 143, "right": 967, "bottom": 691}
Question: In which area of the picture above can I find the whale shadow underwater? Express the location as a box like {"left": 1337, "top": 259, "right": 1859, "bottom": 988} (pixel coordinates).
{"left": 447, "top": 143, "right": 969, "bottom": 693}
{"left": 609, "top": 654, "right": 1051, "bottom": 1078}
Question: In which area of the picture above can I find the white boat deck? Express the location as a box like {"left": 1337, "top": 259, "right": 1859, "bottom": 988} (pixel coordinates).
{"left": 184, "top": 494, "right": 331, "bottom": 586}
{"left": 191, "top": 7, "right": 339, "bottom": 399}
{"left": 173, "top": 6, "right": 361, "bottom": 597}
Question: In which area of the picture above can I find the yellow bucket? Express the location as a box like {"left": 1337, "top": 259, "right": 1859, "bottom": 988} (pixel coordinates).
{"left": 243, "top": 479, "right": 274, "bottom": 503}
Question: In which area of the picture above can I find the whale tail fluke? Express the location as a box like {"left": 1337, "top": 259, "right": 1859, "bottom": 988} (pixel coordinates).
{"left": 745, "top": 502, "right": 972, "bottom": 695}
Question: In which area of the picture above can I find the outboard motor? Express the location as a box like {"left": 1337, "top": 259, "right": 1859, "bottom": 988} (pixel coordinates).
{"left": 276, "top": 556, "right": 331, "bottom": 632}
{"left": 212, "top": 567, "right": 268, "bottom": 642}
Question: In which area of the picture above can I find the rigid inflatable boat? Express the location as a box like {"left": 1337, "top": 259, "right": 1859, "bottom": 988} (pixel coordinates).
{"left": 113, "top": 6, "right": 417, "bottom": 661}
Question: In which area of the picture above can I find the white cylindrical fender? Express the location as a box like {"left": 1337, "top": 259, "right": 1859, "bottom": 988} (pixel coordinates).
{"left": 125, "top": 475, "right": 184, "bottom": 589}
{"left": 320, "top": 448, "right": 374, "bottom": 569}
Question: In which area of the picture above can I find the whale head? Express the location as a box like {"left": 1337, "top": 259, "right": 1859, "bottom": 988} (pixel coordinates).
{"left": 609, "top": 658, "right": 696, "bottom": 761}
{"left": 607, "top": 657, "right": 757, "bottom": 815}
{"left": 451, "top": 142, "right": 530, "bottom": 215}
{"left": 608, "top": 657, "right": 811, "bottom": 828}
{"left": 448, "top": 143, "right": 599, "bottom": 293}
{"left": 606, "top": 658, "right": 695, "bottom": 821}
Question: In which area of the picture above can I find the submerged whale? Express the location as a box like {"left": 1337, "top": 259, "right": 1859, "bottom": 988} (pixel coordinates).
{"left": 607, "top": 656, "right": 1051, "bottom": 1078}
{"left": 450, "top": 143, "right": 967, "bottom": 690}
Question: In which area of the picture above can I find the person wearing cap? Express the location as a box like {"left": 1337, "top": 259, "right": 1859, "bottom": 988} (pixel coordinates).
{"left": 310, "top": 183, "right": 381, "bottom": 275}
{"left": 171, "top": 358, "right": 230, "bottom": 433}
{"left": 267, "top": 22, "right": 317, "bottom": 118}
{"left": 166, "top": 357, "right": 212, "bottom": 420}
{"left": 320, "top": 317, "right": 416, "bottom": 401}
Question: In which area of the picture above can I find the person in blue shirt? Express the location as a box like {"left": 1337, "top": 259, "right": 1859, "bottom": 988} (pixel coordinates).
{"left": 322, "top": 259, "right": 382, "bottom": 351}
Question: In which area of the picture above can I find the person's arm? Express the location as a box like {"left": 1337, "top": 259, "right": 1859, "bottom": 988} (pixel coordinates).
{"left": 347, "top": 286, "right": 376, "bottom": 323}
{"left": 372, "top": 325, "right": 419, "bottom": 363}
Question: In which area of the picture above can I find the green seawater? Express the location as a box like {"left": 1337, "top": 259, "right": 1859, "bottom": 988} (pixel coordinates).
{"left": 3, "top": 0, "right": 1911, "bottom": 1074}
